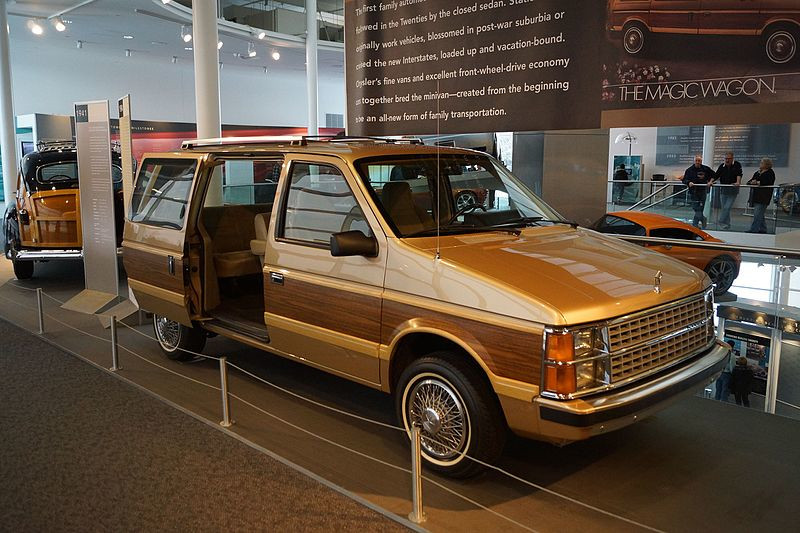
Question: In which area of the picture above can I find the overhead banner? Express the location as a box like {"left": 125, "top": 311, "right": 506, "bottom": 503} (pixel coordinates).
{"left": 346, "top": 0, "right": 605, "bottom": 134}
{"left": 346, "top": 0, "right": 800, "bottom": 134}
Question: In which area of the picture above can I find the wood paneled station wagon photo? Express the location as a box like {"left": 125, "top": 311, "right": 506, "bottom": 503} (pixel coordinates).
{"left": 123, "top": 136, "right": 730, "bottom": 477}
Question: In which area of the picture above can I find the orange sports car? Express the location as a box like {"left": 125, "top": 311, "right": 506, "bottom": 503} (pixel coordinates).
{"left": 592, "top": 211, "right": 741, "bottom": 296}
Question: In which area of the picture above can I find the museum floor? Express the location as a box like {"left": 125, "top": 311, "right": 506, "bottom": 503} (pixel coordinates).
{"left": 0, "top": 260, "right": 798, "bottom": 532}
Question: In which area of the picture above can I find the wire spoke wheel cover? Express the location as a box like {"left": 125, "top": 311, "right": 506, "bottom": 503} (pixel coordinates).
{"left": 766, "top": 30, "right": 796, "bottom": 64}
{"left": 403, "top": 374, "right": 470, "bottom": 464}
{"left": 624, "top": 25, "right": 645, "bottom": 54}
{"left": 455, "top": 191, "right": 477, "bottom": 211}
{"left": 154, "top": 314, "right": 181, "bottom": 351}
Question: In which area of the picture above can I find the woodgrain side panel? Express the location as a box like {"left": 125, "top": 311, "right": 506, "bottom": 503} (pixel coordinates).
{"left": 123, "top": 246, "right": 184, "bottom": 293}
{"left": 265, "top": 275, "right": 381, "bottom": 344}
{"left": 382, "top": 300, "right": 542, "bottom": 385}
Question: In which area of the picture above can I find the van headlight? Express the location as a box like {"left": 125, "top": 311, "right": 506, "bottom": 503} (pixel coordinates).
{"left": 543, "top": 327, "right": 610, "bottom": 398}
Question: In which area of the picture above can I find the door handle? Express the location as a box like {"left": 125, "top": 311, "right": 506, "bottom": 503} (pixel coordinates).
{"left": 168, "top": 255, "right": 175, "bottom": 275}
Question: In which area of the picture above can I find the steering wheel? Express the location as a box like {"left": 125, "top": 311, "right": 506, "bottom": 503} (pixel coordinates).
{"left": 45, "top": 174, "right": 74, "bottom": 181}
{"left": 446, "top": 203, "right": 487, "bottom": 225}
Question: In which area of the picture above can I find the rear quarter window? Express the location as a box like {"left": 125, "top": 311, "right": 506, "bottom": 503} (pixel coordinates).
{"left": 592, "top": 215, "right": 646, "bottom": 236}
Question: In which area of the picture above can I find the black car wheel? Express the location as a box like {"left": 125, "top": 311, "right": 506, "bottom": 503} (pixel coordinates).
{"left": 395, "top": 352, "right": 506, "bottom": 478}
{"left": 153, "top": 314, "right": 206, "bottom": 361}
{"left": 765, "top": 26, "right": 798, "bottom": 64}
{"left": 706, "top": 256, "right": 738, "bottom": 296}
{"left": 623, "top": 22, "right": 648, "bottom": 55}
{"left": 12, "top": 259, "right": 34, "bottom": 280}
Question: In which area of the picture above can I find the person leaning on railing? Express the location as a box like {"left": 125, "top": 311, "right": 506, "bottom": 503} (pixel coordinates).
{"left": 714, "top": 152, "right": 743, "bottom": 230}
{"left": 747, "top": 158, "right": 776, "bottom": 234}
{"left": 682, "top": 154, "right": 715, "bottom": 229}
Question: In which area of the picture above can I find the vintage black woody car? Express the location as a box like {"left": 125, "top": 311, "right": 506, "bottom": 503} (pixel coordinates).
{"left": 3, "top": 141, "right": 125, "bottom": 279}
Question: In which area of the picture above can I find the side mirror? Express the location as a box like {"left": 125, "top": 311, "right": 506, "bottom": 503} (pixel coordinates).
{"left": 330, "top": 230, "right": 378, "bottom": 258}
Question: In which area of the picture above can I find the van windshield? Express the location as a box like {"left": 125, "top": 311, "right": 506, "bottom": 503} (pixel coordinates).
{"left": 356, "top": 153, "right": 564, "bottom": 237}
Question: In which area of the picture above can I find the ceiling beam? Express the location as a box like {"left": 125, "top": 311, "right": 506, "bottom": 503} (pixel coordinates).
{"left": 47, "top": 0, "right": 101, "bottom": 20}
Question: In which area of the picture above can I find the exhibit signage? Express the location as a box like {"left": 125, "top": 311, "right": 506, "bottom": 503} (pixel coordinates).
{"left": 73, "top": 100, "right": 119, "bottom": 301}
{"left": 345, "top": 0, "right": 800, "bottom": 134}
{"left": 118, "top": 95, "right": 135, "bottom": 217}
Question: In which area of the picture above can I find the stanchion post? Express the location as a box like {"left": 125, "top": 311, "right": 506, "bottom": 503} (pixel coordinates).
{"left": 110, "top": 315, "right": 120, "bottom": 371}
{"left": 408, "top": 425, "right": 427, "bottom": 524}
{"left": 219, "top": 356, "right": 233, "bottom": 427}
{"left": 36, "top": 288, "right": 44, "bottom": 334}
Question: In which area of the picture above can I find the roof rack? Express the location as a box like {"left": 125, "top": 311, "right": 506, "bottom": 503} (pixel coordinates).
{"left": 181, "top": 134, "right": 423, "bottom": 150}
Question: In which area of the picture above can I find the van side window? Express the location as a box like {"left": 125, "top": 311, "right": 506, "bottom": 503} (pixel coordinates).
{"left": 281, "top": 162, "right": 371, "bottom": 246}
{"left": 130, "top": 159, "right": 197, "bottom": 229}
{"left": 221, "top": 160, "right": 281, "bottom": 206}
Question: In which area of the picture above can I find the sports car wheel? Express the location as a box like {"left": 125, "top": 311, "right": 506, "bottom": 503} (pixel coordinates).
{"left": 706, "top": 256, "right": 738, "bottom": 297}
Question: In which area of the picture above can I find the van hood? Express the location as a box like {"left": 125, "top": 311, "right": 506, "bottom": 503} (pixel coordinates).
{"left": 406, "top": 226, "right": 709, "bottom": 325}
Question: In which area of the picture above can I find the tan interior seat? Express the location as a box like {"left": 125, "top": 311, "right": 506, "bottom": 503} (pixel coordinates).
{"left": 380, "top": 181, "right": 434, "bottom": 235}
{"left": 250, "top": 212, "right": 270, "bottom": 266}
{"left": 202, "top": 204, "right": 270, "bottom": 278}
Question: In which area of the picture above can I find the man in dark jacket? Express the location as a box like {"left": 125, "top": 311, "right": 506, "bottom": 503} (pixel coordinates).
{"left": 747, "top": 158, "right": 776, "bottom": 233}
{"left": 731, "top": 356, "right": 754, "bottom": 407}
{"left": 714, "top": 152, "right": 743, "bottom": 230}
{"left": 682, "top": 154, "right": 715, "bottom": 228}
{"left": 612, "top": 163, "right": 629, "bottom": 204}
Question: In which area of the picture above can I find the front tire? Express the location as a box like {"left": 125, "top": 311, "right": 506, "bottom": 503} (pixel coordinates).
{"left": 153, "top": 314, "right": 206, "bottom": 361}
{"left": 622, "top": 22, "right": 648, "bottom": 56}
{"left": 395, "top": 352, "right": 506, "bottom": 478}
{"left": 764, "top": 26, "right": 798, "bottom": 64}
{"left": 12, "top": 259, "right": 34, "bottom": 280}
{"left": 705, "top": 256, "right": 738, "bottom": 296}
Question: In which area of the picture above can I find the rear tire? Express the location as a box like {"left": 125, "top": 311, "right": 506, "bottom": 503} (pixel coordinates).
{"left": 705, "top": 256, "right": 738, "bottom": 297}
{"left": 12, "top": 259, "right": 34, "bottom": 280}
{"left": 395, "top": 352, "right": 506, "bottom": 478}
{"left": 152, "top": 314, "right": 206, "bottom": 361}
{"left": 764, "top": 25, "right": 798, "bottom": 64}
{"left": 622, "top": 22, "right": 648, "bottom": 56}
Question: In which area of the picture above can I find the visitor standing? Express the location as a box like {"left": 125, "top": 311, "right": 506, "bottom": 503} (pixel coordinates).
{"left": 612, "top": 163, "right": 628, "bottom": 204}
{"left": 714, "top": 152, "right": 742, "bottom": 230}
{"left": 682, "top": 155, "right": 715, "bottom": 228}
{"left": 747, "top": 158, "right": 776, "bottom": 234}
{"left": 731, "top": 356, "right": 754, "bottom": 407}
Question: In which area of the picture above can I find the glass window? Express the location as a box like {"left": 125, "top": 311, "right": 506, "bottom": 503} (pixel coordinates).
{"left": 281, "top": 162, "right": 370, "bottom": 246}
{"left": 650, "top": 227, "right": 704, "bottom": 241}
{"left": 37, "top": 162, "right": 122, "bottom": 185}
{"left": 221, "top": 159, "right": 281, "bottom": 206}
{"left": 592, "top": 215, "right": 646, "bottom": 236}
{"left": 130, "top": 158, "right": 197, "bottom": 229}
{"left": 357, "top": 153, "right": 562, "bottom": 237}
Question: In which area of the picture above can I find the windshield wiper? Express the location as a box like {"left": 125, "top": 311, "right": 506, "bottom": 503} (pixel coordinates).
{"left": 486, "top": 217, "right": 579, "bottom": 229}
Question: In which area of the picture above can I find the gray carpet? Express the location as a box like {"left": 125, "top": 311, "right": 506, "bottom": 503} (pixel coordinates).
{"left": 0, "top": 319, "right": 408, "bottom": 532}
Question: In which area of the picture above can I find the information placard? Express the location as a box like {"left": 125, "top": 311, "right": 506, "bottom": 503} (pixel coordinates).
{"left": 74, "top": 100, "right": 119, "bottom": 300}
{"left": 346, "top": 0, "right": 604, "bottom": 135}
{"left": 118, "top": 95, "right": 135, "bottom": 217}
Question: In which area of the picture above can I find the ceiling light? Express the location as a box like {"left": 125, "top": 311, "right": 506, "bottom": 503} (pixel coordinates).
{"left": 123, "top": 35, "right": 134, "bottom": 40}
{"left": 52, "top": 18, "right": 66, "bottom": 32}
{"left": 263, "top": 66, "right": 268, "bottom": 75}
{"left": 181, "top": 25, "right": 192, "bottom": 43}
{"left": 271, "top": 50, "right": 280, "bottom": 61}
{"left": 248, "top": 42, "right": 257, "bottom": 58}
{"left": 184, "top": 46, "right": 193, "bottom": 51}
{"left": 219, "top": 62, "right": 224, "bottom": 69}
{"left": 161, "top": 0, "right": 172, "bottom": 4}
{"left": 27, "top": 19, "right": 44, "bottom": 36}
{"left": 125, "top": 49, "right": 132, "bottom": 57}
{"left": 217, "top": 41, "right": 223, "bottom": 50}
{"left": 257, "top": 31, "right": 266, "bottom": 40}
{"left": 171, "top": 56, "right": 178, "bottom": 63}
{"left": 76, "top": 40, "right": 83, "bottom": 49}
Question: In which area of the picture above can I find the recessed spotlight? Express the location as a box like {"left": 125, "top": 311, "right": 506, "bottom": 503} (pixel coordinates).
{"left": 27, "top": 19, "right": 44, "bottom": 36}
{"left": 271, "top": 50, "right": 280, "bottom": 61}
{"left": 125, "top": 49, "right": 132, "bottom": 57}
{"left": 219, "top": 62, "right": 224, "bottom": 69}
{"left": 161, "top": 0, "right": 172, "bottom": 4}
{"left": 181, "top": 25, "right": 192, "bottom": 43}
{"left": 52, "top": 18, "right": 66, "bottom": 32}
{"left": 76, "top": 40, "right": 83, "bottom": 49}
{"left": 257, "top": 31, "right": 266, "bottom": 40}
{"left": 248, "top": 42, "right": 257, "bottom": 58}
{"left": 123, "top": 35, "right": 134, "bottom": 40}
{"left": 217, "top": 40, "right": 223, "bottom": 50}
{"left": 171, "top": 56, "right": 178, "bottom": 63}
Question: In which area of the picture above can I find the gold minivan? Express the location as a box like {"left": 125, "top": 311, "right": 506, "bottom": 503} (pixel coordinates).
{"left": 123, "top": 137, "right": 729, "bottom": 477}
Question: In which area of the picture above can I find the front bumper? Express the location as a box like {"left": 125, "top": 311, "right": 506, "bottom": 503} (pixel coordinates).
{"left": 502, "top": 340, "right": 730, "bottom": 443}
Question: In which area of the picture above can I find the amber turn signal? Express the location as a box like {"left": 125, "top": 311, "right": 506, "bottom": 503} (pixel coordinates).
{"left": 544, "top": 332, "right": 577, "bottom": 396}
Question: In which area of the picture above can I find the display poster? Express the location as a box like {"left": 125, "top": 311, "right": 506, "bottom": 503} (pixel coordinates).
{"left": 346, "top": 1, "right": 800, "bottom": 134}
{"left": 74, "top": 100, "right": 119, "bottom": 299}
{"left": 345, "top": 0, "right": 605, "bottom": 134}
{"left": 724, "top": 331, "right": 770, "bottom": 396}
{"left": 117, "top": 95, "right": 135, "bottom": 217}
{"left": 656, "top": 125, "right": 791, "bottom": 167}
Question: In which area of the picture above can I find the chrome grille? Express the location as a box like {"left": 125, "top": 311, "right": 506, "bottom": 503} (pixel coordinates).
{"left": 608, "top": 295, "right": 711, "bottom": 382}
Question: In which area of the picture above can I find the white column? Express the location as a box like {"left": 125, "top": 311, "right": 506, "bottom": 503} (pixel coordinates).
{"left": 192, "top": 0, "right": 223, "bottom": 205}
{"left": 306, "top": 0, "right": 319, "bottom": 136}
{"left": 0, "top": 2, "right": 18, "bottom": 204}
{"left": 702, "top": 125, "right": 716, "bottom": 222}
{"left": 192, "top": 0, "right": 221, "bottom": 140}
